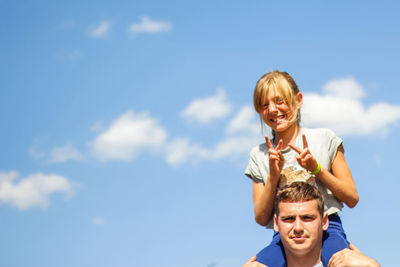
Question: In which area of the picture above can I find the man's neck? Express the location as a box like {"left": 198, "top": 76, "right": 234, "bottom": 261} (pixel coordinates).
{"left": 285, "top": 249, "right": 322, "bottom": 267}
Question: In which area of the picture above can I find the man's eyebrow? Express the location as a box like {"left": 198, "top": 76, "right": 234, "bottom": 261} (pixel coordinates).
{"left": 300, "top": 214, "right": 317, "bottom": 218}
{"left": 280, "top": 215, "right": 295, "bottom": 219}
{"left": 280, "top": 214, "right": 317, "bottom": 219}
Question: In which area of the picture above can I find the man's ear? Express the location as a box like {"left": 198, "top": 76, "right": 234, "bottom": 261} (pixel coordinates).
{"left": 322, "top": 213, "right": 329, "bottom": 231}
{"left": 296, "top": 92, "right": 303, "bottom": 109}
{"left": 273, "top": 214, "right": 279, "bottom": 232}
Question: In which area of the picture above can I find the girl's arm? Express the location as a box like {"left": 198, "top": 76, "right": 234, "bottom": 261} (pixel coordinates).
{"left": 317, "top": 145, "right": 359, "bottom": 208}
{"left": 289, "top": 134, "right": 359, "bottom": 208}
{"left": 253, "top": 137, "right": 283, "bottom": 226}
{"left": 253, "top": 177, "right": 278, "bottom": 226}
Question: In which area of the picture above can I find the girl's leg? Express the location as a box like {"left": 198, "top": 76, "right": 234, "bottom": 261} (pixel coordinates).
{"left": 256, "top": 232, "right": 286, "bottom": 267}
{"left": 321, "top": 214, "right": 350, "bottom": 266}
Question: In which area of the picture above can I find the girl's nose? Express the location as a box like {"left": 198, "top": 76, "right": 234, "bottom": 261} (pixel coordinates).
{"left": 268, "top": 102, "right": 277, "bottom": 112}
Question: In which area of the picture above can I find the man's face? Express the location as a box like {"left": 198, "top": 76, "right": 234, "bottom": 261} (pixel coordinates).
{"left": 274, "top": 200, "right": 329, "bottom": 257}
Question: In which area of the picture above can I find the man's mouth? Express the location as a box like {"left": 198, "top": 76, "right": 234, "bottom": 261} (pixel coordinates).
{"left": 291, "top": 235, "right": 307, "bottom": 243}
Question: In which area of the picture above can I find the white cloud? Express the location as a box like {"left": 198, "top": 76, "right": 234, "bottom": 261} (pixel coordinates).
{"left": 181, "top": 88, "right": 232, "bottom": 124}
{"left": 32, "top": 77, "right": 400, "bottom": 168}
{"left": 49, "top": 145, "right": 83, "bottom": 163}
{"left": 212, "top": 136, "right": 257, "bottom": 160}
{"left": 129, "top": 16, "right": 171, "bottom": 33}
{"left": 302, "top": 77, "right": 400, "bottom": 136}
{"left": 92, "top": 217, "right": 106, "bottom": 225}
{"left": 90, "top": 111, "right": 168, "bottom": 161}
{"left": 0, "top": 171, "right": 76, "bottom": 210}
{"left": 89, "top": 21, "right": 111, "bottom": 38}
{"left": 322, "top": 77, "right": 365, "bottom": 99}
{"left": 164, "top": 135, "right": 256, "bottom": 166}
{"left": 226, "top": 106, "right": 260, "bottom": 135}
{"left": 165, "top": 138, "right": 210, "bottom": 166}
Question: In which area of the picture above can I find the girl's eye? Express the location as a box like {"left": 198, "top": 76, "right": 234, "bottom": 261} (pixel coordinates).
{"left": 275, "top": 97, "right": 284, "bottom": 104}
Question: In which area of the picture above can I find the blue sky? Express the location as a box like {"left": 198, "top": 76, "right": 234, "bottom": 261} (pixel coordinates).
{"left": 1, "top": 0, "right": 400, "bottom": 266}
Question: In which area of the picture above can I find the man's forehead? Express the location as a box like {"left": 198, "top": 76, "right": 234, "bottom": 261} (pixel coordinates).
{"left": 278, "top": 200, "right": 319, "bottom": 215}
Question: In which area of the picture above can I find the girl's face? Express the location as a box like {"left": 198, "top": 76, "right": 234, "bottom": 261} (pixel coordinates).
{"left": 261, "top": 89, "right": 302, "bottom": 133}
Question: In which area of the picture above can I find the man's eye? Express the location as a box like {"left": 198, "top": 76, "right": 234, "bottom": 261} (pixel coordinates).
{"left": 302, "top": 216, "right": 315, "bottom": 221}
{"left": 283, "top": 217, "right": 294, "bottom": 222}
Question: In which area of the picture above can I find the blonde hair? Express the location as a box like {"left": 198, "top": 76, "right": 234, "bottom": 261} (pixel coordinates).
{"left": 253, "top": 70, "right": 301, "bottom": 127}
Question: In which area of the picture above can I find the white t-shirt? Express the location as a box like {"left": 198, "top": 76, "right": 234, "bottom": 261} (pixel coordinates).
{"left": 245, "top": 128, "right": 344, "bottom": 228}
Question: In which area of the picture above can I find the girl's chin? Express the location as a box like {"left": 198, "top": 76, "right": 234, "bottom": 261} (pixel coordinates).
{"left": 273, "top": 123, "right": 298, "bottom": 133}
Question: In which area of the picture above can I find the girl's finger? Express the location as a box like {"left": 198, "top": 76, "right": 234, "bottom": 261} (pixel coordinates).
{"left": 265, "top": 136, "right": 274, "bottom": 150}
{"left": 349, "top": 243, "right": 360, "bottom": 252}
{"left": 247, "top": 255, "right": 257, "bottom": 263}
{"left": 303, "top": 154, "right": 313, "bottom": 163}
{"left": 288, "top": 144, "right": 302, "bottom": 154}
{"left": 302, "top": 134, "right": 309, "bottom": 149}
{"left": 276, "top": 139, "right": 283, "bottom": 151}
{"left": 269, "top": 155, "right": 280, "bottom": 161}
{"left": 299, "top": 148, "right": 311, "bottom": 159}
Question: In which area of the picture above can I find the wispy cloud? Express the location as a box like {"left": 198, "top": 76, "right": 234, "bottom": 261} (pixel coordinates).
{"left": 89, "top": 20, "right": 111, "bottom": 38}
{"left": 58, "top": 20, "right": 75, "bottom": 30}
{"left": 129, "top": 16, "right": 172, "bottom": 33}
{"left": 181, "top": 88, "right": 233, "bottom": 124}
{"left": 49, "top": 145, "right": 83, "bottom": 163}
{"left": 29, "top": 142, "right": 83, "bottom": 163}
{"left": 54, "top": 50, "right": 82, "bottom": 62}
{"left": 302, "top": 77, "right": 400, "bottom": 136}
{"left": 0, "top": 171, "right": 77, "bottom": 210}
{"left": 90, "top": 111, "right": 168, "bottom": 161}
{"left": 92, "top": 217, "right": 106, "bottom": 225}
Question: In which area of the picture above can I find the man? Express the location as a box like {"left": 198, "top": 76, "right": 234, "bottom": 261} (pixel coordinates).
{"left": 243, "top": 182, "right": 379, "bottom": 267}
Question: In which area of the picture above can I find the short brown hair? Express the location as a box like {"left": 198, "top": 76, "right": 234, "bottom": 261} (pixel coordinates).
{"left": 274, "top": 182, "right": 324, "bottom": 217}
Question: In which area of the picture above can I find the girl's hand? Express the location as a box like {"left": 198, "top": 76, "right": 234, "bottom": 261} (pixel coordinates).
{"left": 265, "top": 136, "right": 284, "bottom": 181}
{"left": 242, "top": 256, "right": 268, "bottom": 267}
{"left": 288, "top": 134, "right": 319, "bottom": 173}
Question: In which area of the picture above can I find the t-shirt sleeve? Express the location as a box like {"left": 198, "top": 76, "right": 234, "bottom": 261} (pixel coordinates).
{"left": 244, "top": 147, "right": 265, "bottom": 184}
{"left": 325, "top": 128, "right": 343, "bottom": 164}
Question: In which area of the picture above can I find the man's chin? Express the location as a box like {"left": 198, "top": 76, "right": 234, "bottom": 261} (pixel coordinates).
{"left": 286, "top": 240, "right": 312, "bottom": 254}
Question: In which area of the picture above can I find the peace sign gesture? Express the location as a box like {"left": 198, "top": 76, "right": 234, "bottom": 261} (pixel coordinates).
{"left": 288, "top": 134, "right": 319, "bottom": 173}
{"left": 266, "top": 136, "right": 284, "bottom": 181}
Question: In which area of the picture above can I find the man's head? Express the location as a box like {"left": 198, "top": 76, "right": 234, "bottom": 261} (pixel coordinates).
{"left": 273, "top": 182, "right": 329, "bottom": 260}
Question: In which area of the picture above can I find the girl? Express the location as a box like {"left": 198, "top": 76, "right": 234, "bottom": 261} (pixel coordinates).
{"left": 245, "top": 71, "right": 358, "bottom": 266}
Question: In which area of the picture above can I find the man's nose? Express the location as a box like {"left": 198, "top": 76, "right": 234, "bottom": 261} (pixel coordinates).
{"left": 293, "top": 217, "right": 304, "bottom": 233}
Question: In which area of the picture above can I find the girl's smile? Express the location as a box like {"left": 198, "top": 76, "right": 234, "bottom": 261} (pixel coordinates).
{"left": 262, "top": 91, "right": 293, "bottom": 133}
